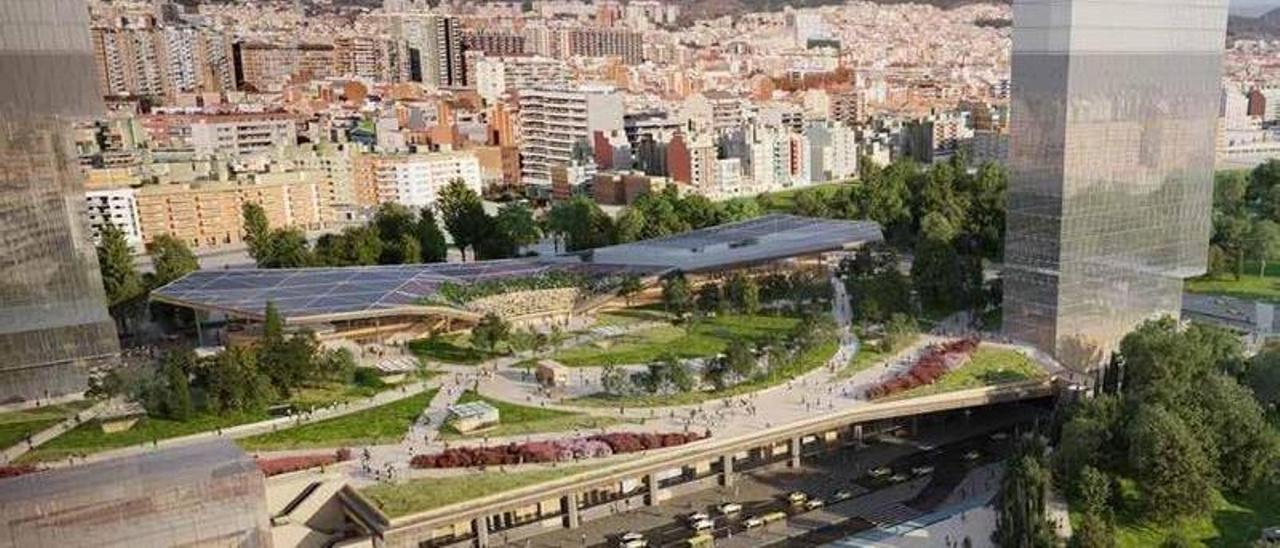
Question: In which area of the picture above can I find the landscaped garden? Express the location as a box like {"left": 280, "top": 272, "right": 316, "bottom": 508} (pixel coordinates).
{"left": 1186, "top": 268, "right": 1280, "bottom": 303}
{"left": 0, "top": 400, "right": 97, "bottom": 450}
{"left": 409, "top": 333, "right": 502, "bottom": 365}
{"left": 885, "top": 346, "right": 1045, "bottom": 400}
{"left": 837, "top": 333, "right": 921, "bottom": 381}
{"left": 360, "top": 464, "right": 599, "bottom": 517}
{"left": 1102, "top": 479, "right": 1280, "bottom": 548}
{"left": 238, "top": 389, "right": 438, "bottom": 451}
{"left": 21, "top": 409, "right": 272, "bottom": 463}
{"left": 413, "top": 431, "right": 702, "bottom": 469}
{"left": 438, "top": 390, "right": 631, "bottom": 440}
{"left": 551, "top": 314, "right": 800, "bottom": 367}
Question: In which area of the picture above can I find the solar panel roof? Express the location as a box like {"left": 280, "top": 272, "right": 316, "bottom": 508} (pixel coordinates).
{"left": 152, "top": 215, "right": 882, "bottom": 323}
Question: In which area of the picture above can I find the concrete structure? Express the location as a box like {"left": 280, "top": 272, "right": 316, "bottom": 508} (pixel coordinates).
{"left": 0, "top": 439, "right": 271, "bottom": 548}
{"left": 518, "top": 86, "right": 624, "bottom": 186}
{"left": 1003, "top": 0, "right": 1230, "bottom": 361}
{"left": 134, "top": 176, "right": 326, "bottom": 250}
{"left": 336, "top": 381, "right": 1055, "bottom": 548}
{"left": 0, "top": 0, "right": 121, "bottom": 402}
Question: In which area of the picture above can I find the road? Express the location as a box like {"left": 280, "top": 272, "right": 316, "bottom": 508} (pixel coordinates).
{"left": 511, "top": 404, "right": 1041, "bottom": 548}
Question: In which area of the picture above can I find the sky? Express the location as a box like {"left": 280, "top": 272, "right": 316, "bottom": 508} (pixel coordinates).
{"left": 1232, "top": 0, "right": 1280, "bottom": 16}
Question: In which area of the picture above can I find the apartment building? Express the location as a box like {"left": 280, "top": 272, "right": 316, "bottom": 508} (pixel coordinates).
{"left": 84, "top": 188, "right": 144, "bottom": 252}
{"left": 187, "top": 114, "right": 298, "bottom": 159}
{"left": 562, "top": 29, "right": 643, "bottom": 65}
{"left": 519, "top": 85, "right": 624, "bottom": 186}
{"left": 355, "top": 152, "right": 482, "bottom": 210}
{"left": 475, "top": 56, "right": 571, "bottom": 103}
{"left": 134, "top": 175, "right": 326, "bottom": 250}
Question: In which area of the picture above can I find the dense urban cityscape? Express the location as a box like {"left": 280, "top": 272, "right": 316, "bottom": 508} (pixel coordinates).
{"left": 2, "top": 0, "right": 1280, "bottom": 547}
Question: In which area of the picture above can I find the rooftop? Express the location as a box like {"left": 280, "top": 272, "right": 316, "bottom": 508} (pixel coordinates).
{"left": 151, "top": 215, "right": 882, "bottom": 324}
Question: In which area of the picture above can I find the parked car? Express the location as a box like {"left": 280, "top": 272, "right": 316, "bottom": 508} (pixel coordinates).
{"left": 690, "top": 518, "right": 715, "bottom": 532}
{"left": 620, "top": 532, "right": 648, "bottom": 548}
{"left": 1261, "top": 526, "right": 1280, "bottom": 544}
{"left": 832, "top": 489, "right": 854, "bottom": 502}
{"left": 867, "top": 466, "right": 892, "bottom": 478}
{"left": 718, "top": 502, "right": 743, "bottom": 516}
{"left": 685, "top": 533, "right": 714, "bottom": 548}
{"left": 761, "top": 511, "right": 788, "bottom": 524}
{"left": 889, "top": 473, "right": 909, "bottom": 483}
{"left": 804, "top": 498, "right": 826, "bottom": 510}
{"left": 686, "top": 512, "right": 710, "bottom": 523}
{"left": 912, "top": 465, "right": 935, "bottom": 476}
{"left": 786, "top": 491, "right": 808, "bottom": 505}
{"left": 962, "top": 450, "right": 981, "bottom": 461}
{"left": 743, "top": 516, "right": 765, "bottom": 529}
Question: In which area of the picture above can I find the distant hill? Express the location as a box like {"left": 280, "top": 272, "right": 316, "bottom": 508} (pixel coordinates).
{"left": 1229, "top": 6, "right": 1280, "bottom": 40}
{"left": 676, "top": 0, "right": 1008, "bottom": 25}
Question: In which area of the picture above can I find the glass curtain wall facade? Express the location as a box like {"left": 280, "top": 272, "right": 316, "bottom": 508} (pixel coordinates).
{"left": 0, "top": 0, "right": 120, "bottom": 401}
{"left": 1003, "top": 0, "right": 1229, "bottom": 364}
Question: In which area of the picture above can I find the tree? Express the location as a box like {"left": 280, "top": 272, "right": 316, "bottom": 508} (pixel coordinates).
{"left": 1248, "top": 344, "right": 1280, "bottom": 417}
{"left": 1076, "top": 466, "right": 1112, "bottom": 517}
{"left": 416, "top": 207, "right": 449, "bottom": 263}
{"left": 661, "top": 274, "right": 693, "bottom": 319}
{"left": 437, "top": 179, "right": 488, "bottom": 261}
{"left": 724, "top": 338, "right": 756, "bottom": 380}
{"left": 601, "top": 364, "right": 631, "bottom": 395}
{"left": 547, "top": 196, "right": 614, "bottom": 251}
{"left": 1184, "top": 373, "right": 1277, "bottom": 493}
{"left": 160, "top": 350, "right": 194, "bottom": 421}
{"left": 314, "top": 225, "right": 383, "bottom": 266}
{"left": 1252, "top": 219, "right": 1280, "bottom": 276}
{"left": 882, "top": 313, "right": 918, "bottom": 352}
{"left": 993, "top": 440, "right": 1056, "bottom": 548}
{"left": 1117, "top": 317, "right": 1213, "bottom": 406}
{"left": 242, "top": 202, "right": 271, "bottom": 261}
{"left": 372, "top": 203, "right": 419, "bottom": 264}
{"left": 1215, "top": 170, "right": 1249, "bottom": 217}
{"left": 149, "top": 234, "right": 199, "bottom": 287}
{"left": 97, "top": 221, "right": 145, "bottom": 308}
{"left": 1126, "top": 404, "right": 1214, "bottom": 522}
{"left": 726, "top": 273, "right": 759, "bottom": 314}
{"left": 1070, "top": 512, "right": 1115, "bottom": 548}
{"left": 471, "top": 313, "right": 511, "bottom": 354}
{"left": 491, "top": 202, "right": 541, "bottom": 258}
{"left": 256, "top": 228, "right": 313, "bottom": 268}
{"left": 618, "top": 275, "right": 643, "bottom": 306}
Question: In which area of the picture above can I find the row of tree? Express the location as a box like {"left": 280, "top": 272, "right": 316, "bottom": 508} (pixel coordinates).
{"left": 1208, "top": 160, "right": 1280, "bottom": 278}
{"left": 545, "top": 189, "right": 764, "bottom": 253}
{"left": 1053, "top": 319, "right": 1278, "bottom": 546}
{"left": 96, "top": 222, "right": 201, "bottom": 331}
{"left": 92, "top": 302, "right": 362, "bottom": 420}
{"left": 244, "top": 180, "right": 544, "bottom": 269}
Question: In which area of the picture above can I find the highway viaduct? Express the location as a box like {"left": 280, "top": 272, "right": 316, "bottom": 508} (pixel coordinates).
{"left": 336, "top": 379, "right": 1060, "bottom": 548}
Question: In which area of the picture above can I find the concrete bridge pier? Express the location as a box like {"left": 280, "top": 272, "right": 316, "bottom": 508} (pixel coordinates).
{"left": 645, "top": 473, "right": 658, "bottom": 506}
{"left": 563, "top": 494, "right": 580, "bottom": 529}
{"left": 720, "top": 454, "right": 735, "bottom": 487}
{"left": 472, "top": 516, "right": 489, "bottom": 547}
{"left": 789, "top": 436, "right": 802, "bottom": 468}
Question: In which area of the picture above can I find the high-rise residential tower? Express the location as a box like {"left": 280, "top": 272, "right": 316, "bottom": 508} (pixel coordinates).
{"left": 1, "top": 0, "right": 121, "bottom": 401}
{"left": 1003, "top": 0, "right": 1230, "bottom": 363}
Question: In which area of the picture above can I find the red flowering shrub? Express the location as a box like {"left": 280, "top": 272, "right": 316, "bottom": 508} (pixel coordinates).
{"left": 256, "top": 453, "right": 341, "bottom": 477}
{"left": 0, "top": 464, "right": 39, "bottom": 479}
{"left": 409, "top": 432, "right": 705, "bottom": 469}
{"left": 866, "top": 338, "right": 979, "bottom": 401}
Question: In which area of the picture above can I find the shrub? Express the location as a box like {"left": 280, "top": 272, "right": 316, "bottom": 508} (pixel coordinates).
{"left": 409, "top": 432, "right": 704, "bottom": 469}
{"left": 866, "top": 338, "right": 979, "bottom": 400}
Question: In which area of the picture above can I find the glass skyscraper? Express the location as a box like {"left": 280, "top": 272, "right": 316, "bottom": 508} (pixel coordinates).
{"left": 0, "top": 0, "right": 119, "bottom": 401}
{"left": 1003, "top": 0, "right": 1229, "bottom": 364}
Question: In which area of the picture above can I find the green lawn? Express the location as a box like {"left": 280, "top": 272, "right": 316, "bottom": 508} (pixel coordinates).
{"left": 837, "top": 335, "right": 921, "bottom": 380}
{"left": 238, "top": 389, "right": 438, "bottom": 451}
{"left": 757, "top": 183, "right": 848, "bottom": 213}
{"left": 569, "top": 338, "right": 839, "bottom": 408}
{"left": 592, "top": 307, "right": 671, "bottom": 328}
{"left": 361, "top": 464, "right": 599, "bottom": 517}
{"left": 287, "top": 381, "right": 382, "bottom": 410}
{"left": 0, "top": 400, "right": 95, "bottom": 450}
{"left": 409, "top": 334, "right": 504, "bottom": 365}
{"left": 890, "top": 347, "right": 1046, "bottom": 400}
{"left": 1186, "top": 272, "right": 1280, "bottom": 303}
{"left": 438, "top": 391, "right": 630, "bottom": 440}
{"left": 551, "top": 314, "right": 800, "bottom": 367}
{"left": 1107, "top": 478, "right": 1280, "bottom": 547}
{"left": 22, "top": 409, "right": 271, "bottom": 463}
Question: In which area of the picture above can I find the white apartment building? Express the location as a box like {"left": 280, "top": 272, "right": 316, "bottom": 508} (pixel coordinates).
{"left": 519, "top": 85, "right": 624, "bottom": 186}
{"left": 749, "top": 128, "right": 788, "bottom": 191}
{"left": 806, "top": 121, "right": 859, "bottom": 183}
{"left": 85, "top": 188, "right": 144, "bottom": 252}
{"left": 369, "top": 152, "right": 482, "bottom": 209}
{"left": 475, "top": 56, "right": 570, "bottom": 104}
{"left": 188, "top": 115, "right": 298, "bottom": 159}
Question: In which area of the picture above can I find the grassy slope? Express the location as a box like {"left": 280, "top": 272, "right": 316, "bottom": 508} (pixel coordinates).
{"left": 438, "top": 391, "right": 629, "bottom": 440}
{"left": 837, "top": 335, "right": 921, "bottom": 380}
{"left": 24, "top": 410, "right": 271, "bottom": 463}
{"left": 238, "top": 389, "right": 438, "bottom": 451}
{"left": 1109, "top": 478, "right": 1280, "bottom": 547}
{"left": 889, "top": 347, "right": 1045, "bottom": 400}
{"left": 552, "top": 314, "right": 799, "bottom": 367}
{"left": 569, "top": 338, "right": 839, "bottom": 408}
{"left": 1185, "top": 261, "right": 1280, "bottom": 303}
{"left": 361, "top": 464, "right": 599, "bottom": 517}
{"left": 0, "top": 401, "right": 95, "bottom": 450}
{"left": 409, "top": 333, "right": 504, "bottom": 365}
